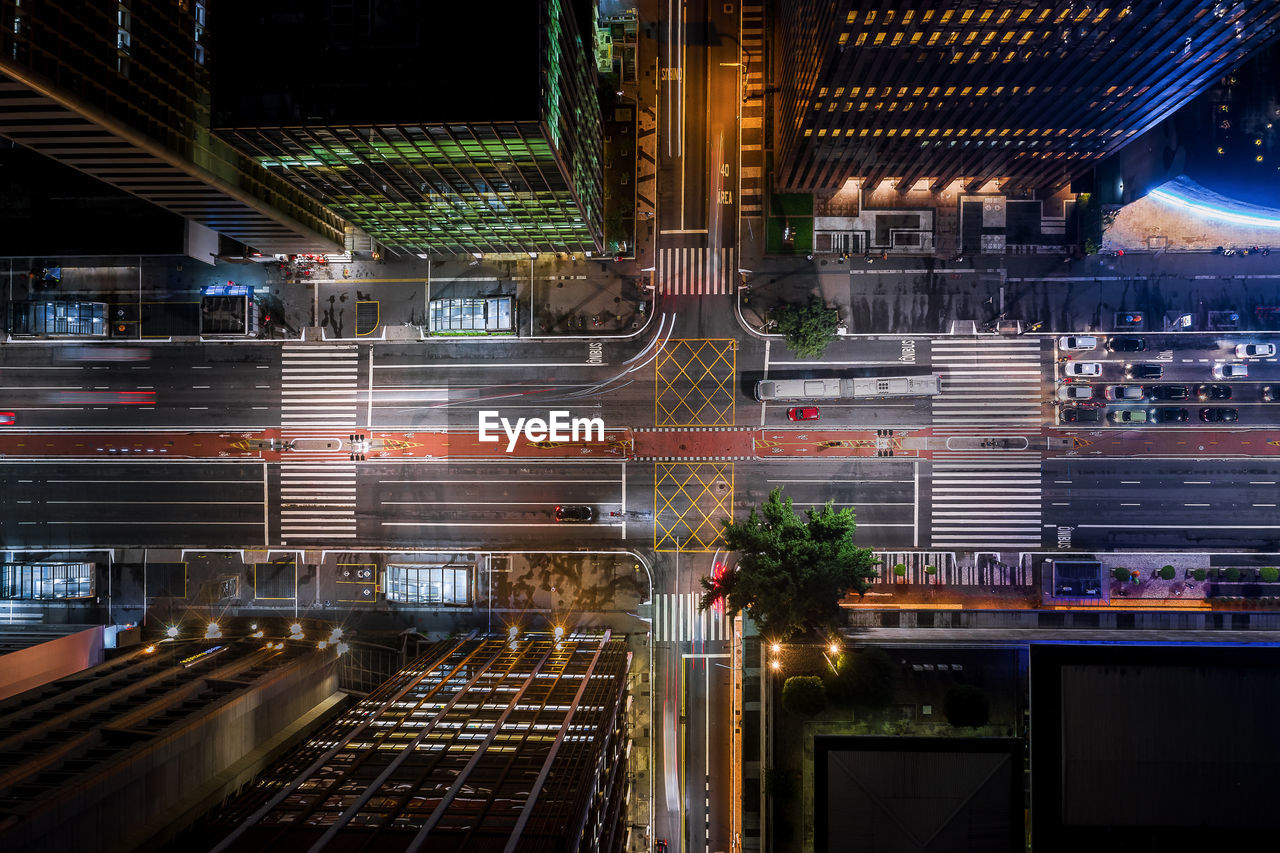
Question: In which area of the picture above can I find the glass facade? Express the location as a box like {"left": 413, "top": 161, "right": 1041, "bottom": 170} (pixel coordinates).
{"left": 0, "top": 0, "right": 345, "bottom": 253}
{"left": 216, "top": 0, "right": 603, "bottom": 256}
{"left": 776, "top": 1, "right": 1280, "bottom": 192}
{"left": 1, "top": 562, "right": 96, "bottom": 599}
{"left": 385, "top": 564, "right": 471, "bottom": 605}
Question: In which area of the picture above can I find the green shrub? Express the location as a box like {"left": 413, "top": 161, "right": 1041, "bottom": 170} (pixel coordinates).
{"left": 893, "top": 563, "right": 907, "bottom": 577}
{"left": 944, "top": 684, "right": 990, "bottom": 728}
{"left": 1112, "top": 567, "right": 1131, "bottom": 582}
{"left": 1192, "top": 569, "right": 1208, "bottom": 582}
{"left": 1225, "top": 567, "right": 1241, "bottom": 582}
{"left": 1159, "top": 565, "right": 1176, "bottom": 581}
{"left": 925, "top": 565, "right": 937, "bottom": 575}
{"left": 781, "top": 676, "right": 827, "bottom": 715}
{"left": 1261, "top": 567, "right": 1279, "bottom": 583}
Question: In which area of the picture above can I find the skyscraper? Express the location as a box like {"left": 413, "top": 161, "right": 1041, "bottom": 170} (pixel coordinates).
{"left": 775, "top": 2, "right": 1280, "bottom": 193}
{"left": 0, "top": 0, "right": 345, "bottom": 255}
{"left": 212, "top": 0, "right": 605, "bottom": 257}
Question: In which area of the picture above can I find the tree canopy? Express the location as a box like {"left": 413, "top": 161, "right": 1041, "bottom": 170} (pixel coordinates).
{"left": 773, "top": 294, "right": 839, "bottom": 359}
{"left": 698, "top": 487, "right": 878, "bottom": 639}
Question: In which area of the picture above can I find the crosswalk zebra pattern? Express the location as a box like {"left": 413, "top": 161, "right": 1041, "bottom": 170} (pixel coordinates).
{"left": 929, "top": 338, "right": 1045, "bottom": 432}
{"left": 281, "top": 344, "right": 359, "bottom": 427}
{"left": 652, "top": 592, "right": 731, "bottom": 643}
{"left": 739, "top": 1, "right": 765, "bottom": 217}
{"left": 928, "top": 453, "right": 1043, "bottom": 549}
{"left": 278, "top": 462, "right": 357, "bottom": 542}
{"left": 657, "top": 247, "right": 736, "bottom": 295}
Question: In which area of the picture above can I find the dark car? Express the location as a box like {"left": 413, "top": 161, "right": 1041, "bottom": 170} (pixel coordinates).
{"left": 1061, "top": 407, "right": 1103, "bottom": 423}
{"left": 554, "top": 505, "right": 595, "bottom": 522}
{"left": 1126, "top": 363, "right": 1163, "bottom": 380}
{"left": 1108, "top": 336, "right": 1146, "bottom": 353}
{"left": 1145, "top": 385, "right": 1189, "bottom": 401}
{"left": 1199, "top": 407, "right": 1240, "bottom": 423}
{"left": 1196, "top": 384, "right": 1232, "bottom": 401}
{"left": 1264, "top": 385, "right": 1278, "bottom": 402}
{"left": 787, "top": 406, "right": 819, "bottom": 421}
{"left": 1149, "top": 407, "right": 1189, "bottom": 423}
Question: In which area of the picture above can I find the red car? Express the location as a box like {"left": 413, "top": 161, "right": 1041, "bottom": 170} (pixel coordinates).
{"left": 787, "top": 406, "right": 819, "bottom": 421}
{"left": 0, "top": 412, "right": 13, "bottom": 426}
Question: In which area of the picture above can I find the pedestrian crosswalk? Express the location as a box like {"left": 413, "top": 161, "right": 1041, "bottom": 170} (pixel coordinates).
{"left": 281, "top": 344, "right": 360, "bottom": 427}
{"left": 652, "top": 592, "right": 731, "bottom": 643}
{"left": 657, "top": 247, "right": 736, "bottom": 295}
{"left": 278, "top": 462, "right": 358, "bottom": 543}
{"left": 740, "top": 1, "right": 765, "bottom": 217}
{"left": 928, "top": 453, "right": 1043, "bottom": 549}
{"left": 929, "top": 338, "right": 1045, "bottom": 432}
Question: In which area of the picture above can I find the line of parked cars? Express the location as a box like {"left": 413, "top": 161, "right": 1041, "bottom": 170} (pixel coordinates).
{"left": 1058, "top": 332, "right": 1277, "bottom": 424}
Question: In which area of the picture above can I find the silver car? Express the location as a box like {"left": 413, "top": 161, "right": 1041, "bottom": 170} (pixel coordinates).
{"left": 1105, "top": 385, "right": 1144, "bottom": 401}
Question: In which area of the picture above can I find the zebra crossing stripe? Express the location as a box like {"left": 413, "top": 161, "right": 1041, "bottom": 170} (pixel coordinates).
{"left": 652, "top": 592, "right": 730, "bottom": 642}
{"left": 658, "top": 247, "right": 736, "bottom": 295}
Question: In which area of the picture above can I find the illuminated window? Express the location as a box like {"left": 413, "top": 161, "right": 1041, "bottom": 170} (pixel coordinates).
{"left": 1018, "top": 9, "right": 1032, "bottom": 22}
{"left": 910, "top": 32, "right": 921, "bottom": 44}
{"left": 1000, "top": 31, "right": 1013, "bottom": 44}
{"left": 819, "top": 87, "right": 829, "bottom": 97}
{"left": 927, "top": 32, "right": 939, "bottom": 46}
{"left": 864, "top": 10, "right": 876, "bottom": 24}
{"left": 834, "top": 87, "right": 845, "bottom": 98}
{"left": 891, "top": 32, "right": 902, "bottom": 46}
{"left": 873, "top": 32, "right": 885, "bottom": 46}
{"left": 903, "top": 10, "right": 914, "bottom": 24}
{"left": 804, "top": 129, "right": 812, "bottom": 137}
{"left": 845, "top": 11, "right": 856, "bottom": 24}
{"left": 897, "top": 86, "right": 907, "bottom": 97}
{"left": 193, "top": 0, "right": 206, "bottom": 65}
{"left": 855, "top": 32, "right": 867, "bottom": 46}
{"left": 960, "top": 9, "right": 973, "bottom": 24}
{"left": 997, "top": 9, "right": 1011, "bottom": 24}
{"left": 945, "top": 32, "right": 957, "bottom": 45}
{"left": 960, "top": 87, "right": 972, "bottom": 96}
{"left": 979, "top": 10, "right": 992, "bottom": 23}
{"left": 940, "top": 11, "right": 953, "bottom": 24}
{"left": 839, "top": 32, "right": 849, "bottom": 45}
{"left": 922, "top": 10, "right": 933, "bottom": 23}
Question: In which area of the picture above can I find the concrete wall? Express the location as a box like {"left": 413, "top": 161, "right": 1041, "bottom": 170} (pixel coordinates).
{"left": 0, "top": 627, "right": 103, "bottom": 702}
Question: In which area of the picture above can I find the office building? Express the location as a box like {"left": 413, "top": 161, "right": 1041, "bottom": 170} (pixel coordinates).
{"left": 196, "top": 631, "right": 632, "bottom": 852}
{"left": 212, "top": 0, "right": 605, "bottom": 256}
{"left": 0, "top": 0, "right": 345, "bottom": 256}
{"left": 775, "top": 2, "right": 1280, "bottom": 193}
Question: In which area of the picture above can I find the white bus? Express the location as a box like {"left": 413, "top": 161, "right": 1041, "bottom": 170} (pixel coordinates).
{"left": 753, "top": 373, "right": 942, "bottom": 402}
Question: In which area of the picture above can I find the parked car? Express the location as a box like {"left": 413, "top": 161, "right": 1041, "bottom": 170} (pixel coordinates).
{"left": 1126, "top": 363, "right": 1164, "bottom": 380}
{"left": 554, "top": 505, "right": 595, "bottom": 522}
{"left": 1108, "top": 409, "right": 1148, "bottom": 424}
{"left": 1196, "top": 384, "right": 1232, "bottom": 401}
{"left": 1061, "top": 407, "right": 1102, "bottom": 423}
{"left": 787, "top": 406, "right": 819, "bottom": 421}
{"left": 1146, "top": 385, "right": 1189, "bottom": 401}
{"left": 1235, "top": 343, "right": 1276, "bottom": 359}
{"left": 1065, "top": 362, "right": 1103, "bottom": 377}
{"left": 1108, "top": 336, "right": 1146, "bottom": 353}
{"left": 1058, "top": 335, "right": 1098, "bottom": 351}
{"left": 1058, "top": 385, "right": 1096, "bottom": 401}
{"left": 1199, "top": 407, "right": 1240, "bottom": 423}
{"left": 1149, "top": 407, "right": 1189, "bottom": 423}
{"left": 1104, "top": 385, "right": 1144, "bottom": 401}
{"left": 1214, "top": 363, "right": 1248, "bottom": 379}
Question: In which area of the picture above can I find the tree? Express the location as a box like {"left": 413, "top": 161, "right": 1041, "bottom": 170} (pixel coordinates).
{"left": 1261, "top": 567, "right": 1279, "bottom": 583}
{"left": 773, "top": 293, "right": 839, "bottom": 358}
{"left": 1159, "top": 565, "right": 1176, "bottom": 581}
{"left": 944, "top": 684, "right": 990, "bottom": 728}
{"left": 782, "top": 676, "right": 827, "bottom": 715}
{"left": 825, "top": 647, "right": 894, "bottom": 709}
{"left": 1225, "top": 567, "right": 1241, "bottom": 582}
{"left": 1192, "top": 569, "right": 1208, "bottom": 582}
{"left": 698, "top": 488, "right": 879, "bottom": 640}
{"left": 1112, "top": 567, "right": 1131, "bottom": 582}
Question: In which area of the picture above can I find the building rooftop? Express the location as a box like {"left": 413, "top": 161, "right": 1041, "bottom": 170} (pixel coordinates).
{"left": 211, "top": 0, "right": 542, "bottom": 126}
